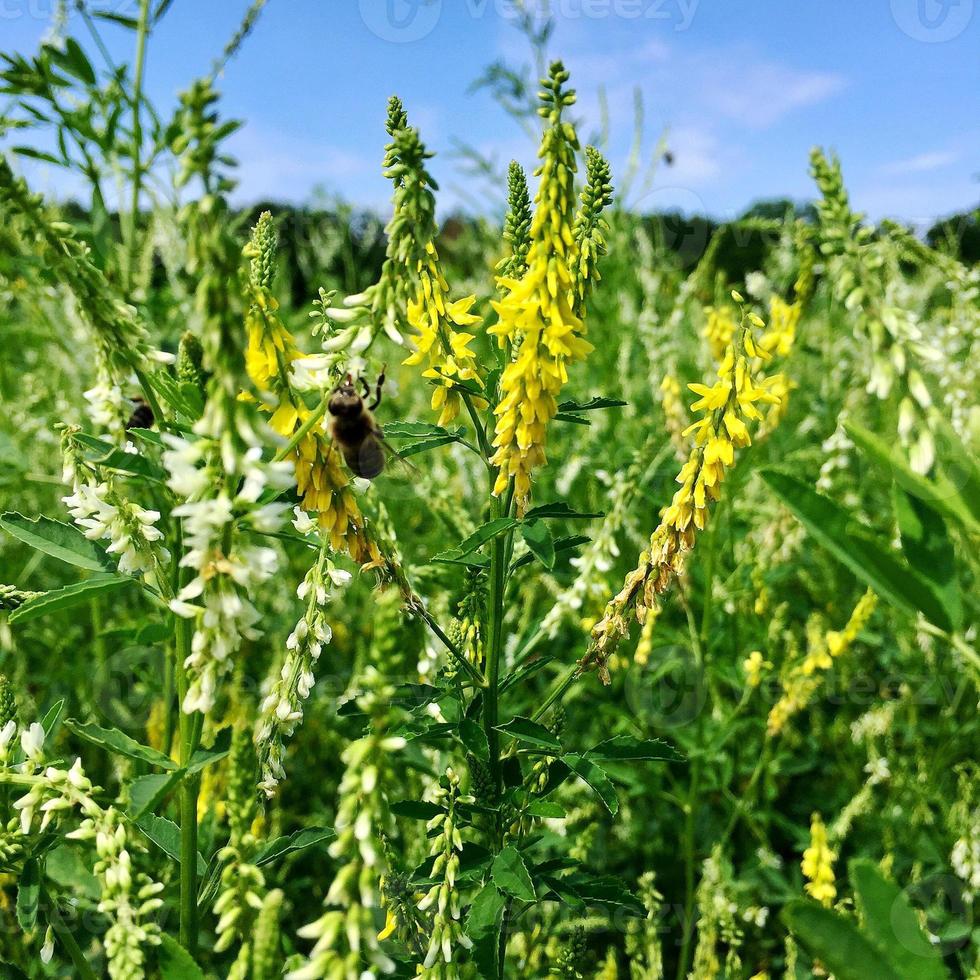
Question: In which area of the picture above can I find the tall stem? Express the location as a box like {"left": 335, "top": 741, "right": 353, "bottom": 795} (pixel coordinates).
{"left": 484, "top": 495, "right": 507, "bottom": 801}
{"left": 174, "top": 610, "right": 200, "bottom": 954}
{"left": 125, "top": 0, "right": 151, "bottom": 292}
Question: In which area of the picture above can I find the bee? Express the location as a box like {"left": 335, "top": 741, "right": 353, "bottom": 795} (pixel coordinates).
{"left": 663, "top": 150, "right": 675, "bottom": 167}
{"left": 328, "top": 368, "right": 387, "bottom": 479}
{"left": 125, "top": 396, "right": 154, "bottom": 431}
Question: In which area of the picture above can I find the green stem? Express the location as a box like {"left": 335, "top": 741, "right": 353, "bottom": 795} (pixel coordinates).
{"left": 174, "top": 608, "right": 199, "bottom": 953}
{"left": 273, "top": 391, "right": 331, "bottom": 462}
{"left": 125, "top": 0, "right": 151, "bottom": 293}
{"left": 48, "top": 899, "right": 98, "bottom": 980}
{"left": 484, "top": 496, "right": 507, "bottom": 800}
{"left": 675, "top": 752, "right": 702, "bottom": 980}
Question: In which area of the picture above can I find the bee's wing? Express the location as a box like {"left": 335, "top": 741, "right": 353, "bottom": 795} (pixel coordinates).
{"left": 373, "top": 424, "right": 422, "bottom": 478}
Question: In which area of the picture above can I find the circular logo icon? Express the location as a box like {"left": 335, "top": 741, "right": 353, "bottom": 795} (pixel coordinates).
{"left": 890, "top": 0, "right": 974, "bottom": 42}
{"left": 359, "top": 0, "right": 443, "bottom": 43}
{"left": 624, "top": 643, "right": 706, "bottom": 729}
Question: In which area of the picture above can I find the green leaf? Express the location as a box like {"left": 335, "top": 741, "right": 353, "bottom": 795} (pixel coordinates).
{"left": 562, "top": 754, "right": 619, "bottom": 815}
{"left": 431, "top": 518, "right": 518, "bottom": 564}
{"left": 157, "top": 934, "right": 205, "bottom": 980}
{"left": 845, "top": 421, "right": 979, "bottom": 534}
{"left": 390, "top": 800, "right": 445, "bottom": 821}
{"left": 523, "top": 502, "right": 603, "bottom": 521}
{"left": 761, "top": 470, "right": 953, "bottom": 631}
{"left": 9, "top": 575, "right": 131, "bottom": 624}
{"left": 185, "top": 731, "right": 232, "bottom": 775}
{"left": 385, "top": 421, "right": 455, "bottom": 439}
{"left": 520, "top": 520, "right": 555, "bottom": 569}
{"left": 850, "top": 860, "right": 948, "bottom": 980}
{"left": 459, "top": 717, "right": 490, "bottom": 761}
{"left": 44, "top": 845, "right": 100, "bottom": 901}
{"left": 782, "top": 901, "right": 902, "bottom": 980}
{"left": 65, "top": 718, "right": 178, "bottom": 770}
{"left": 560, "top": 872, "right": 647, "bottom": 917}
{"left": 51, "top": 38, "right": 96, "bottom": 86}
{"left": 11, "top": 145, "right": 65, "bottom": 167}
{"left": 466, "top": 883, "right": 507, "bottom": 979}
{"left": 524, "top": 800, "right": 566, "bottom": 819}
{"left": 254, "top": 826, "right": 336, "bottom": 867}
{"left": 495, "top": 716, "right": 561, "bottom": 753}
{"left": 510, "top": 534, "right": 589, "bottom": 572}
{"left": 127, "top": 772, "right": 182, "bottom": 820}
{"left": 0, "top": 512, "right": 115, "bottom": 572}
{"left": 893, "top": 487, "right": 962, "bottom": 631}
{"left": 91, "top": 11, "right": 141, "bottom": 29}
{"left": 554, "top": 412, "right": 591, "bottom": 425}
{"left": 135, "top": 814, "right": 207, "bottom": 875}
{"left": 16, "top": 859, "right": 39, "bottom": 931}
{"left": 930, "top": 413, "right": 980, "bottom": 526}
{"left": 557, "top": 396, "right": 627, "bottom": 412}
{"left": 71, "top": 431, "right": 167, "bottom": 481}
{"left": 587, "top": 735, "right": 684, "bottom": 764}
{"left": 491, "top": 846, "right": 536, "bottom": 902}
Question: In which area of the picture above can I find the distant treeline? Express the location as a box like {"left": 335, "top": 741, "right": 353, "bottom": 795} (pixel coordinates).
{"left": 57, "top": 196, "right": 979, "bottom": 309}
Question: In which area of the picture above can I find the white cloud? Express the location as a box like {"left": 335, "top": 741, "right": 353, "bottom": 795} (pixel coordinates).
{"left": 879, "top": 150, "right": 959, "bottom": 176}
{"left": 697, "top": 59, "right": 846, "bottom": 129}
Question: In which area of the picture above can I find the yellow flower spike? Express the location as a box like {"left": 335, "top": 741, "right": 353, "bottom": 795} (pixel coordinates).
{"left": 802, "top": 813, "right": 837, "bottom": 906}
{"left": 586, "top": 306, "right": 782, "bottom": 678}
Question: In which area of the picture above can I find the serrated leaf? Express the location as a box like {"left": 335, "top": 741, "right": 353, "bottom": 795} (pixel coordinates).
{"left": 0, "top": 512, "right": 115, "bottom": 572}
{"left": 587, "top": 735, "right": 684, "bottom": 764}
{"left": 9, "top": 575, "right": 131, "bottom": 624}
{"left": 385, "top": 421, "right": 455, "bottom": 439}
{"left": 491, "top": 846, "right": 536, "bottom": 902}
{"left": 158, "top": 934, "right": 205, "bottom": 979}
{"left": 554, "top": 412, "right": 591, "bottom": 425}
{"left": 135, "top": 814, "right": 206, "bottom": 875}
{"left": 761, "top": 470, "right": 953, "bottom": 631}
{"left": 522, "top": 502, "right": 603, "bottom": 521}
{"left": 562, "top": 754, "right": 619, "bottom": 814}
{"left": 495, "top": 716, "right": 561, "bottom": 753}
{"left": 65, "top": 718, "right": 178, "bottom": 770}
{"left": 431, "top": 518, "right": 518, "bottom": 564}
{"left": 850, "top": 860, "right": 948, "bottom": 980}
{"left": 253, "top": 826, "right": 336, "bottom": 867}
{"left": 782, "top": 900, "right": 902, "bottom": 980}
{"left": 520, "top": 520, "right": 555, "bottom": 569}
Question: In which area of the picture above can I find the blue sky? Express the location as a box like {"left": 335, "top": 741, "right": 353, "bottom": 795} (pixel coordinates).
{"left": 2, "top": 0, "right": 978, "bottom": 225}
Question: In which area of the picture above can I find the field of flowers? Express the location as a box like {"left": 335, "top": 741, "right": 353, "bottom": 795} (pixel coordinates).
{"left": 0, "top": 4, "right": 977, "bottom": 979}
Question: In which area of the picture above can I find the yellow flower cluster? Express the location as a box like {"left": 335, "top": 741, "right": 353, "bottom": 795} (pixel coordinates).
{"left": 760, "top": 295, "right": 800, "bottom": 357}
{"left": 767, "top": 589, "right": 877, "bottom": 735}
{"left": 586, "top": 306, "right": 780, "bottom": 678}
{"left": 802, "top": 812, "right": 836, "bottom": 906}
{"left": 704, "top": 305, "right": 736, "bottom": 361}
{"left": 659, "top": 374, "right": 689, "bottom": 459}
{"left": 403, "top": 242, "right": 484, "bottom": 427}
{"left": 244, "top": 284, "right": 378, "bottom": 565}
{"left": 488, "top": 64, "right": 590, "bottom": 513}
{"left": 742, "top": 650, "right": 772, "bottom": 688}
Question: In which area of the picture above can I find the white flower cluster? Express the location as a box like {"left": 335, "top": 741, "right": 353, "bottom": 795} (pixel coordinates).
{"left": 288, "top": 670, "right": 405, "bottom": 980}
{"left": 255, "top": 512, "right": 352, "bottom": 797}
{"left": 416, "top": 768, "right": 474, "bottom": 977}
{"left": 0, "top": 720, "right": 164, "bottom": 980}
{"left": 163, "top": 430, "right": 292, "bottom": 715}
{"left": 951, "top": 824, "right": 980, "bottom": 900}
{"left": 63, "top": 479, "right": 169, "bottom": 584}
